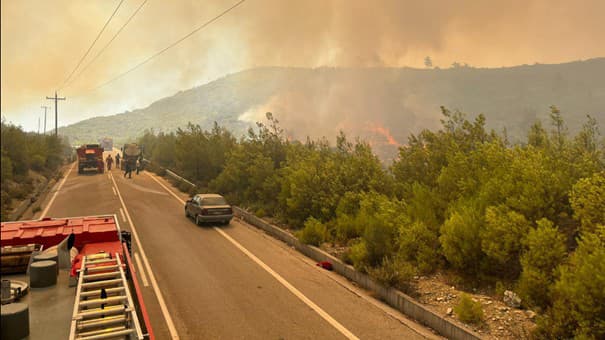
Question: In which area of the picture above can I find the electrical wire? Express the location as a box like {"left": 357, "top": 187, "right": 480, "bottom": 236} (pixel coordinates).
{"left": 60, "top": 0, "right": 125, "bottom": 89}
{"left": 64, "top": 0, "right": 149, "bottom": 90}
{"left": 88, "top": 0, "right": 246, "bottom": 93}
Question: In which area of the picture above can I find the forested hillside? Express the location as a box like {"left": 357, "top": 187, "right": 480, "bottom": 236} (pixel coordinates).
{"left": 61, "top": 58, "right": 605, "bottom": 160}
{"left": 1, "top": 119, "right": 71, "bottom": 220}
{"left": 140, "top": 108, "right": 604, "bottom": 339}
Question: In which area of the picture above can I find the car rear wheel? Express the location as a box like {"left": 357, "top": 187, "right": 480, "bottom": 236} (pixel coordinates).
{"left": 185, "top": 208, "right": 190, "bottom": 218}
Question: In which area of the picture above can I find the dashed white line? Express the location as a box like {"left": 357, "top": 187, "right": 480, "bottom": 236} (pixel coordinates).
{"left": 112, "top": 187, "right": 117, "bottom": 196}
{"left": 40, "top": 162, "right": 75, "bottom": 218}
{"left": 146, "top": 172, "right": 359, "bottom": 340}
{"left": 111, "top": 174, "right": 180, "bottom": 339}
{"left": 134, "top": 252, "right": 150, "bottom": 287}
{"left": 119, "top": 208, "right": 127, "bottom": 223}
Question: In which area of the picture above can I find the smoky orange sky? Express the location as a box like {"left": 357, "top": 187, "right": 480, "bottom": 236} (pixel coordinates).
{"left": 2, "top": 0, "right": 604, "bottom": 131}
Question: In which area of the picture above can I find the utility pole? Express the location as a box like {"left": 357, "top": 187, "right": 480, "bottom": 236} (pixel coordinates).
{"left": 46, "top": 91, "right": 66, "bottom": 136}
{"left": 41, "top": 105, "right": 50, "bottom": 134}
{"left": 38, "top": 116, "right": 41, "bottom": 134}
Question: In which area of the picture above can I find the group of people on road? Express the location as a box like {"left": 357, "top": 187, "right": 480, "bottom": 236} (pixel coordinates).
{"left": 105, "top": 153, "right": 142, "bottom": 179}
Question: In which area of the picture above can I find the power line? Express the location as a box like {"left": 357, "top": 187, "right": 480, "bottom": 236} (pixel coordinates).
{"left": 60, "top": 0, "right": 125, "bottom": 89}
{"left": 64, "top": 0, "right": 149, "bottom": 89}
{"left": 88, "top": 0, "right": 247, "bottom": 93}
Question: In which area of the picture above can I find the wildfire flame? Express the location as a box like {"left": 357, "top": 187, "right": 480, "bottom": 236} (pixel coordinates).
{"left": 366, "top": 123, "right": 400, "bottom": 146}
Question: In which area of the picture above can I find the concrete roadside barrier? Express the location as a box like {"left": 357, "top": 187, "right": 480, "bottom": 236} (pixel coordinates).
{"left": 233, "top": 206, "right": 482, "bottom": 340}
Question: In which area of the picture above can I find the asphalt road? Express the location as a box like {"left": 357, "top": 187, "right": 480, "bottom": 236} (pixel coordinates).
{"left": 36, "top": 153, "right": 438, "bottom": 340}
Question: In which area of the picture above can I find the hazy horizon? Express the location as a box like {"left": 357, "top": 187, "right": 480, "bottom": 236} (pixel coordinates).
{"left": 2, "top": 0, "right": 605, "bottom": 131}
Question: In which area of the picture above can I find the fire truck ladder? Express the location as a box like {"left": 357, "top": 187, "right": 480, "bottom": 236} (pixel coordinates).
{"left": 69, "top": 252, "right": 143, "bottom": 340}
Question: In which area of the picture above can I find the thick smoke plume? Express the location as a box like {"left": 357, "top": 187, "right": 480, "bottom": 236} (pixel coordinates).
{"left": 2, "top": 0, "right": 604, "bottom": 131}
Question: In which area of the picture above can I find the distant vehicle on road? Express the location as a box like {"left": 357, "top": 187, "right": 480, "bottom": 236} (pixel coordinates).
{"left": 185, "top": 194, "right": 233, "bottom": 225}
{"left": 121, "top": 143, "right": 142, "bottom": 173}
{"left": 98, "top": 137, "right": 113, "bottom": 151}
{"left": 76, "top": 144, "right": 104, "bottom": 174}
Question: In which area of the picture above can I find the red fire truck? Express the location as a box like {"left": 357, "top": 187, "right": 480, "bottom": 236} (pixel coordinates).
{"left": 76, "top": 144, "right": 104, "bottom": 174}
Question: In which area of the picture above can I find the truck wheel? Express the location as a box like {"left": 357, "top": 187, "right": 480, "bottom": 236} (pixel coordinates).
{"left": 185, "top": 209, "right": 190, "bottom": 218}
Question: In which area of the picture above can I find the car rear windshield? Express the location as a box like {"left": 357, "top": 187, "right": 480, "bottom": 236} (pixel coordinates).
{"left": 202, "top": 197, "right": 228, "bottom": 205}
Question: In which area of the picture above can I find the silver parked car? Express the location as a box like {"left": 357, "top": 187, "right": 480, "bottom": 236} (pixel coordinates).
{"left": 185, "top": 194, "right": 233, "bottom": 225}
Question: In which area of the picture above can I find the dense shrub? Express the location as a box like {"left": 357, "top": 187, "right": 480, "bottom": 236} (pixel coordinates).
{"left": 570, "top": 171, "right": 605, "bottom": 234}
{"left": 517, "top": 219, "right": 566, "bottom": 309}
{"left": 398, "top": 221, "right": 441, "bottom": 273}
{"left": 455, "top": 293, "right": 484, "bottom": 324}
{"left": 439, "top": 201, "right": 485, "bottom": 274}
{"left": 367, "top": 256, "right": 416, "bottom": 290}
{"left": 298, "top": 217, "right": 328, "bottom": 246}
{"left": 536, "top": 226, "right": 605, "bottom": 339}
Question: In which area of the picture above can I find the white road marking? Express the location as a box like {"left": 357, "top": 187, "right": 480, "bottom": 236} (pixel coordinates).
{"left": 112, "top": 187, "right": 117, "bottom": 196}
{"left": 110, "top": 174, "right": 180, "bottom": 339}
{"left": 40, "top": 162, "right": 75, "bottom": 218}
{"left": 145, "top": 172, "right": 186, "bottom": 204}
{"left": 119, "top": 208, "right": 127, "bottom": 223}
{"left": 215, "top": 228, "right": 359, "bottom": 340}
{"left": 134, "top": 252, "right": 150, "bottom": 287}
{"left": 146, "top": 172, "right": 359, "bottom": 340}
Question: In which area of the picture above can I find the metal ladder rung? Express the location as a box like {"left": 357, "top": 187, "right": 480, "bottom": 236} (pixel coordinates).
{"left": 79, "top": 296, "right": 127, "bottom": 308}
{"left": 77, "top": 315, "right": 126, "bottom": 330}
{"left": 85, "top": 265, "right": 119, "bottom": 273}
{"left": 77, "top": 329, "right": 134, "bottom": 340}
{"left": 83, "top": 271, "right": 120, "bottom": 281}
{"left": 79, "top": 326, "right": 132, "bottom": 339}
{"left": 77, "top": 305, "right": 129, "bottom": 319}
{"left": 80, "top": 287, "right": 125, "bottom": 298}
{"left": 85, "top": 258, "right": 117, "bottom": 266}
{"left": 81, "top": 279, "right": 122, "bottom": 289}
{"left": 85, "top": 253, "right": 111, "bottom": 261}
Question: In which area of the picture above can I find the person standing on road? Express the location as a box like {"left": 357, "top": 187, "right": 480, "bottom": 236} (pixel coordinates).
{"left": 106, "top": 154, "right": 113, "bottom": 171}
{"left": 124, "top": 161, "right": 132, "bottom": 179}
{"left": 115, "top": 153, "right": 121, "bottom": 169}
{"left": 136, "top": 158, "right": 141, "bottom": 175}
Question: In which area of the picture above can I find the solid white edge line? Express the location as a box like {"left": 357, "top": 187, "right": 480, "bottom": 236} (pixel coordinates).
{"left": 111, "top": 173, "right": 180, "bottom": 339}
{"left": 40, "top": 162, "right": 75, "bottom": 217}
{"left": 119, "top": 207, "right": 127, "bottom": 223}
{"left": 134, "top": 252, "right": 150, "bottom": 287}
{"left": 145, "top": 172, "right": 186, "bottom": 204}
{"left": 112, "top": 187, "right": 117, "bottom": 196}
{"left": 214, "top": 227, "right": 359, "bottom": 340}
{"left": 145, "top": 172, "right": 359, "bottom": 340}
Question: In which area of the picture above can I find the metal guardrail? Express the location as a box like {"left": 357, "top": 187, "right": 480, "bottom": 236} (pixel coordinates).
{"left": 142, "top": 159, "right": 196, "bottom": 189}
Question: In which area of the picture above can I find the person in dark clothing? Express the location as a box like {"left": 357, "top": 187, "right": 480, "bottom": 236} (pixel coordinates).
{"left": 106, "top": 155, "right": 113, "bottom": 171}
{"left": 124, "top": 162, "right": 132, "bottom": 179}
{"left": 136, "top": 159, "right": 141, "bottom": 175}
{"left": 115, "top": 153, "right": 121, "bottom": 169}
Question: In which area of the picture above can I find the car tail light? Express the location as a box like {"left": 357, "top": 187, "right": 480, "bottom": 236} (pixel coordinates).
{"left": 201, "top": 208, "right": 208, "bottom": 215}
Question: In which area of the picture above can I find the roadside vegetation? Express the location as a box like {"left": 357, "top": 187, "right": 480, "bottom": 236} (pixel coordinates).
{"left": 140, "top": 107, "right": 604, "bottom": 339}
{"left": 1, "top": 118, "right": 71, "bottom": 221}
